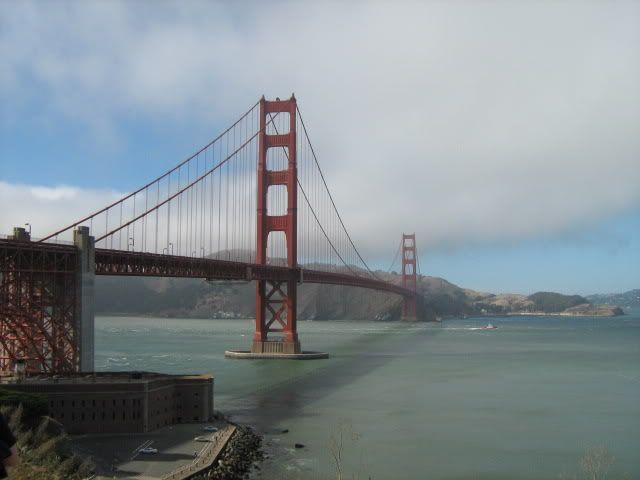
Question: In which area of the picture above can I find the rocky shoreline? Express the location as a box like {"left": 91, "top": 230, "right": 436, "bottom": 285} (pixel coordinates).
{"left": 472, "top": 306, "right": 624, "bottom": 318}
{"left": 192, "top": 424, "right": 263, "bottom": 480}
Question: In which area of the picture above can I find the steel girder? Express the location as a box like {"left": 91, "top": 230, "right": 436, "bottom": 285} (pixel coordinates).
{"left": 0, "top": 239, "right": 78, "bottom": 374}
{"left": 95, "top": 249, "right": 414, "bottom": 298}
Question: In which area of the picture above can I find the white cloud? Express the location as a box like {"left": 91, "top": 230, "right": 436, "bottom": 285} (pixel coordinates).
{"left": 30, "top": 185, "right": 79, "bottom": 201}
{"left": 0, "top": 181, "right": 123, "bottom": 239}
{"left": 1, "top": 1, "right": 639, "bottom": 261}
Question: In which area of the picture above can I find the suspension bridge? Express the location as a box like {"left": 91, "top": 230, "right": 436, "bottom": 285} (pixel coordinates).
{"left": 0, "top": 95, "right": 422, "bottom": 374}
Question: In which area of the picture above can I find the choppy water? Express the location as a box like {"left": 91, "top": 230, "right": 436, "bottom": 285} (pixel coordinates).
{"left": 96, "top": 311, "right": 640, "bottom": 479}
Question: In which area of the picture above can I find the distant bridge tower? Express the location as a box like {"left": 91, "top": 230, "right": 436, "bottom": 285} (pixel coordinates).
{"left": 401, "top": 233, "right": 418, "bottom": 320}
{"left": 252, "top": 95, "right": 301, "bottom": 354}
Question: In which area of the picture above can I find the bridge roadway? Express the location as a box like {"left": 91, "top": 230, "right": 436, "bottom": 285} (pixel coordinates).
{"left": 0, "top": 238, "right": 414, "bottom": 299}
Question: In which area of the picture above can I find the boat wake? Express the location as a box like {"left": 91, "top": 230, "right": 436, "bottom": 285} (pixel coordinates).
{"left": 444, "top": 324, "right": 498, "bottom": 331}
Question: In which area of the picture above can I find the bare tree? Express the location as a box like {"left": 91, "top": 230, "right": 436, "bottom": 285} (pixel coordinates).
{"left": 327, "top": 421, "right": 362, "bottom": 480}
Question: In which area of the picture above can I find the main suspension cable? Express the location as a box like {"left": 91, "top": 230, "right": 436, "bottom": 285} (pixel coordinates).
{"left": 39, "top": 99, "right": 261, "bottom": 242}
{"left": 296, "top": 105, "right": 378, "bottom": 279}
{"left": 387, "top": 237, "right": 403, "bottom": 273}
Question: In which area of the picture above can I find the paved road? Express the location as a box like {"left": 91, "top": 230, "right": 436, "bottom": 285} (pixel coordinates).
{"left": 70, "top": 421, "right": 226, "bottom": 479}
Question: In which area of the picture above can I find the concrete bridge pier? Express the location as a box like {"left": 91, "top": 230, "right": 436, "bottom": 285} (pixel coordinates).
{"left": 74, "top": 226, "right": 95, "bottom": 372}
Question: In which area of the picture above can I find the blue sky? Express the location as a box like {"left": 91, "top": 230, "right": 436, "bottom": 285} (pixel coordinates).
{"left": 1, "top": 1, "right": 638, "bottom": 295}
{"left": 425, "top": 210, "right": 640, "bottom": 295}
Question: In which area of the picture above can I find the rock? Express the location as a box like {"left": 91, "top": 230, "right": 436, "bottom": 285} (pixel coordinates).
{"left": 294, "top": 443, "right": 305, "bottom": 449}
{"left": 280, "top": 429, "right": 289, "bottom": 434}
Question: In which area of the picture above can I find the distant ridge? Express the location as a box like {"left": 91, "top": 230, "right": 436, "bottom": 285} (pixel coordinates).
{"left": 587, "top": 289, "right": 640, "bottom": 308}
{"left": 95, "top": 275, "right": 627, "bottom": 320}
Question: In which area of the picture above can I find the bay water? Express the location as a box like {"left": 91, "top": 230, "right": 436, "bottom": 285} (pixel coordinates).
{"left": 96, "top": 311, "right": 640, "bottom": 479}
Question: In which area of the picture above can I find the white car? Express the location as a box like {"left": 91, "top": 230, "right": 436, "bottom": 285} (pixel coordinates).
{"left": 194, "top": 436, "right": 211, "bottom": 442}
{"left": 139, "top": 447, "right": 158, "bottom": 454}
{"left": 203, "top": 426, "right": 218, "bottom": 432}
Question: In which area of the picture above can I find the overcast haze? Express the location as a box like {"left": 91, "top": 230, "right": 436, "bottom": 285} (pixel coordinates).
{"left": 1, "top": 1, "right": 639, "bottom": 294}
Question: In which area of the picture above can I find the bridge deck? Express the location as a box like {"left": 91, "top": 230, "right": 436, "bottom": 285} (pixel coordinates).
{"left": 0, "top": 240, "right": 414, "bottom": 298}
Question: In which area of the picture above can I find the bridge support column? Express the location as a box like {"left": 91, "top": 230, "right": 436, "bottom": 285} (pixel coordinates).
{"left": 251, "top": 95, "right": 301, "bottom": 355}
{"left": 73, "top": 226, "right": 95, "bottom": 372}
{"left": 401, "top": 233, "right": 418, "bottom": 321}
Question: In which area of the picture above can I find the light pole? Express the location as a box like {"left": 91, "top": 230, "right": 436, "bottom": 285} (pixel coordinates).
{"left": 24, "top": 222, "right": 31, "bottom": 238}
{"left": 128, "top": 237, "right": 134, "bottom": 251}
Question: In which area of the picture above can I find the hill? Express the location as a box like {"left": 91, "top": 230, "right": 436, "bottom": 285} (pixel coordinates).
{"left": 587, "top": 289, "right": 640, "bottom": 308}
{"left": 95, "top": 273, "right": 625, "bottom": 320}
{"left": 528, "top": 292, "right": 589, "bottom": 313}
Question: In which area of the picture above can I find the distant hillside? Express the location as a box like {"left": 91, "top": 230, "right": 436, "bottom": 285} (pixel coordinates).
{"left": 528, "top": 292, "right": 589, "bottom": 313}
{"left": 95, "top": 275, "right": 404, "bottom": 321}
{"left": 95, "top": 274, "right": 624, "bottom": 320}
{"left": 587, "top": 289, "right": 640, "bottom": 308}
{"left": 94, "top": 272, "right": 472, "bottom": 321}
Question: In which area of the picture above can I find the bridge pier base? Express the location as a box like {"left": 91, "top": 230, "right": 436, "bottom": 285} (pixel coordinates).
{"left": 251, "top": 339, "right": 301, "bottom": 355}
{"left": 225, "top": 350, "right": 328, "bottom": 360}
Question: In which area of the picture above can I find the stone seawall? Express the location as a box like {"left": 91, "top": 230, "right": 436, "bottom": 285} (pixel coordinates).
{"left": 162, "top": 426, "right": 237, "bottom": 480}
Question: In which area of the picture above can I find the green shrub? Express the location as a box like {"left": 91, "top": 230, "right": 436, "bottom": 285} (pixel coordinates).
{"left": 0, "top": 404, "right": 94, "bottom": 480}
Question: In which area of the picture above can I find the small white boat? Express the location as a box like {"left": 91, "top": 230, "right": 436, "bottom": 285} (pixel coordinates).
{"left": 469, "top": 323, "right": 498, "bottom": 331}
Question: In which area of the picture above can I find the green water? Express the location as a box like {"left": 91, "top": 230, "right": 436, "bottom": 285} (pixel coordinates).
{"left": 96, "top": 312, "right": 640, "bottom": 479}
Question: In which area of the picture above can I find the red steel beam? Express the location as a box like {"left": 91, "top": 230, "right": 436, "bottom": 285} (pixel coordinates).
{"left": 0, "top": 240, "right": 414, "bottom": 295}
{"left": 93, "top": 248, "right": 414, "bottom": 297}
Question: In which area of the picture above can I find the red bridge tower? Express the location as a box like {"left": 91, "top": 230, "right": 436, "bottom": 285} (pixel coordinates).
{"left": 401, "top": 233, "right": 418, "bottom": 320}
{"left": 252, "top": 96, "right": 301, "bottom": 354}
